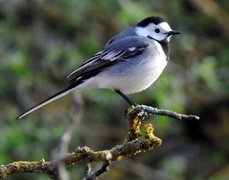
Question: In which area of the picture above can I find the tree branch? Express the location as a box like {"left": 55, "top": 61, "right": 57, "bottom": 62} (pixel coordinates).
{"left": 133, "top": 105, "right": 200, "bottom": 121}
{"left": 0, "top": 105, "right": 199, "bottom": 179}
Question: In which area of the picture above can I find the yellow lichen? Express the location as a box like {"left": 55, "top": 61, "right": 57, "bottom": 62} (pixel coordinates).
{"left": 144, "top": 123, "right": 154, "bottom": 140}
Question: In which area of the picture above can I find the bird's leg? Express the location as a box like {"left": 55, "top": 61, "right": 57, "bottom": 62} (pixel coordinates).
{"left": 114, "top": 89, "right": 137, "bottom": 106}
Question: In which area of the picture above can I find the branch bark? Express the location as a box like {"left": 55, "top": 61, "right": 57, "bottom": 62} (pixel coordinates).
{"left": 0, "top": 105, "right": 199, "bottom": 179}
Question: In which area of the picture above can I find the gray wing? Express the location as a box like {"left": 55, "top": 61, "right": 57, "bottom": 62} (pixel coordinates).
{"left": 67, "top": 36, "right": 149, "bottom": 82}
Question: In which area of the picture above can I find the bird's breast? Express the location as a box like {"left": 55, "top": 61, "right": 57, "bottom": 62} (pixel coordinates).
{"left": 124, "top": 45, "right": 167, "bottom": 94}
{"left": 91, "top": 41, "right": 168, "bottom": 94}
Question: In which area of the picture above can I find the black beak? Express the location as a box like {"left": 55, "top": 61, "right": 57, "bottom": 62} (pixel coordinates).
{"left": 167, "top": 30, "right": 181, "bottom": 36}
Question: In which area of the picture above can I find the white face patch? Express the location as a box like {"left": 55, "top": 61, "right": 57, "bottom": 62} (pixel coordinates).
{"left": 158, "top": 22, "right": 172, "bottom": 32}
{"left": 135, "top": 22, "right": 173, "bottom": 41}
{"left": 135, "top": 26, "right": 149, "bottom": 37}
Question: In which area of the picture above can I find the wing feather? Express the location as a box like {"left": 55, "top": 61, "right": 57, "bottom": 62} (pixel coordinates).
{"left": 67, "top": 37, "right": 149, "bottom": 82}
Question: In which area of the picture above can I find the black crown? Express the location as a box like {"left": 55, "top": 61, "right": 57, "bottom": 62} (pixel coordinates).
{"left": 137, "top": 16, "right": 165, "bottom": 27}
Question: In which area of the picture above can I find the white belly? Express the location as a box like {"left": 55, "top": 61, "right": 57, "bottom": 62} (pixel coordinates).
{"left": 106, "top": 55, "right": 167, "bottom": 94}
{"left": 120, "top": 60, "right": 167, "bottom": 94}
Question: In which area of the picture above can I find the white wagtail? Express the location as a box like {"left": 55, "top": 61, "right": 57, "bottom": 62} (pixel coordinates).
{"left": 18, "top": 16, "right": 181, "bottom": 119}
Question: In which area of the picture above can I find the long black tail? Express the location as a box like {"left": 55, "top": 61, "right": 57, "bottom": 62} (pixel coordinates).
{"left": 17, "top": 84, "right": 79, "bottom": 119}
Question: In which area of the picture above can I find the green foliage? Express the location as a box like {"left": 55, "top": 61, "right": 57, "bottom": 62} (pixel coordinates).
{"left": 0, "top": 0, "right": 228, "bottom": 179}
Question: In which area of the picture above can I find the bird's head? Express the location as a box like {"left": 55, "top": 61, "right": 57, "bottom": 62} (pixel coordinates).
{"left": 135, "top": 16, "right": 181, "bottom": 42}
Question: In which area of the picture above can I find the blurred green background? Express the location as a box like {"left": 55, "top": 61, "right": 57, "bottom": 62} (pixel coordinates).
{"left": 0, "top": 0, "right": 228, "bottom": 179}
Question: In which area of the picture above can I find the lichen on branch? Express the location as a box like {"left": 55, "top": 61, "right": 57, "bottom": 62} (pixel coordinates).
{"left": 0, "top": 105, "right": 199, "bottom": 179}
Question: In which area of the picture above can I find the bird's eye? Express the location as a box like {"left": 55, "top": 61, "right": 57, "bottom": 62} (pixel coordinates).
{"left": 154, "top": 28, "right": 160, "bottom": 33}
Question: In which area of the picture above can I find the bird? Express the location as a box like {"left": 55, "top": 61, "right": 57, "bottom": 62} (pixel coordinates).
{"left": 18, "top": 16, "right": 181, "bottom": 119}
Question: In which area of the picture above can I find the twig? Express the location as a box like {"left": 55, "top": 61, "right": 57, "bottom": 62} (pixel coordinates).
{"left": 134, "top": 105, "right": 200, "bottom": 121}
{"left": 0, "top": 105, "right": 199, "bottom": 179}
{"left": 93, "top": 161, "right": 111, "bottom": 178}
{"left": 83, "top": 161, "right": 111, "bottom": 180}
